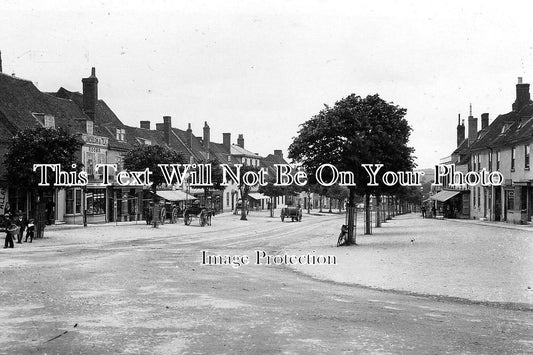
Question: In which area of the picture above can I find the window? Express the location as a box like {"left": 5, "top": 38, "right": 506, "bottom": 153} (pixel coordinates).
{"left": 511, "top": 147, "right": 516, "bottom": 171}
{"left": 488, "top": 152, "right": 492, "bottom": 171}
{"left": 226, "top": 192, "right": 230, "bottom": 207}
{"left": 525, "top": 144, "right": 530, "bottom": 170}
{"left": 496, "top": 151, "right": 501, "bottom": 170}
{"left": 116, "top": 128, "right": 126, "bottom": 141}
{"left": 477, "top": 154, "right": 480, "bottom": 170}
{"left": 44, "top": 114, "right": 55, "bottom": 128}
{"left": 86, "top": 189, "right": 106, "bottom": 215}
{"left": 473, "top": 186, "right": 476, "bottom": 207}
{"left": 477, "top": 187, "right": 480, "bottom": 207}
{"left": 66, "top": 188, "right": 82, "bottom": 215}
{"left": 86, "top": 120, "right": 94, "bottom": 135}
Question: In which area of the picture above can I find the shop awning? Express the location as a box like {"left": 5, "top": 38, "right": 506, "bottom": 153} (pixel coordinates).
{"left": 248, "top": 193, "right": 268, "bottom": 200}
{"left": 155, "top": 190, "right": 196, "bottom": 202}
{"left": 430, "top": 190, "right": 460, "bottom": 202}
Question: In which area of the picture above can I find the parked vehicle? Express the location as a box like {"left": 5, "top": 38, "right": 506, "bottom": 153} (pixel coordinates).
{"left": 280, "top": 206, "right": 302, "bottom": 222}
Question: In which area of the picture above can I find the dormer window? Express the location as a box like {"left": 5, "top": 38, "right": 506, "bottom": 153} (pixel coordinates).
{"left": 228, "top": 156, "right": 232, "bottom": 162}
{"left": 86, "top": 120, "right": 94, "bottom": 135}
{"left": 44, "top": 115, "right": 55, "bottom": 128}
{"left": 116, "top": 128, "right": 126, "bottom": 141}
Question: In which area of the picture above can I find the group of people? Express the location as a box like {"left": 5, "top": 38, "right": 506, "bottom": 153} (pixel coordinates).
{"left": 3, "top": 211, "right": 35, "bottom": 249}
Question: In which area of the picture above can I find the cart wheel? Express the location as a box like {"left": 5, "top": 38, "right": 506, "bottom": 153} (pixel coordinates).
{"left": 171, "top": 208, "right": 178, "bottom": 224}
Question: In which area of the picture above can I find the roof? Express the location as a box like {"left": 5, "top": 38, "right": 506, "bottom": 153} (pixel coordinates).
{"left": 470, "top": 103, "right": 533, "bottom": 151}
{"left": 0, "top": 73, "right": 88, "bottom": 133}
{"left": 231, "top": 144, "right": 259, "bottom": 157}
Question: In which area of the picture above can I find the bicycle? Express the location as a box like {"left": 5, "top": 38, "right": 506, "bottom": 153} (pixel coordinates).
{"left": 337, "top": 224, "right": 349, "bottom": 247}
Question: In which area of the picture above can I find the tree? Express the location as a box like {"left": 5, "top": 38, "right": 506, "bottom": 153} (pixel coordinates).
{"left": 5, "top": 127, "right": 83, "bottom": 191}
{"left": 122, "top": 145, "right": 185, "bottom": 195}
{"left": 258, "top": 177, "right": 285, "bottom": 217}
{"left": 224, "top": 165, "right": 261, "bottom": 221}
{"left": 289, "top": 94, "right": 414, "bottom": 245}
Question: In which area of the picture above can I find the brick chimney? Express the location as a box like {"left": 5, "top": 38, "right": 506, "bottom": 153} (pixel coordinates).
{"left": 140, "top": 121, "right": 150, "bottom": 129}
{"left": 163, "top": 116, "right": 171, "bottom": 145}
{"left": 237, "top": 134, "right": 244, "bottom": 148}
{"left": 468, "top": 106, "right": 478, "bottom": 145}
{"left": 512, "top": 77, "right": 531, "bottom": 112}
{"left": 456, "top": 114, "right": 465, "bottom": 147}
{"left": 156, "top": 123, "right": 164, "bottom": 131}
{"left": 82, "top": 67, "right": 98, "bottom": 120}
{"left": 203, "top": 121, "right": 210, "bottom": 150}
{"left": 274, "top": 150, "right": 283, "bottom": 158}
{"left": 186, "top": 123, "right": 192, "bottom": 148}
{"left": 223, "top": 133, "right": 231, "bottom": 150}
{"left": 481, "top": 113, "right": 489, "bottom": 130}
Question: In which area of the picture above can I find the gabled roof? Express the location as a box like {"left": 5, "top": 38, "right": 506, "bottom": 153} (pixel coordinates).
{"left": 470, "top": 102, "right": 533, "bottom": 151}
{"left": 0, "top": 73, "right": 88, "bottom": 133}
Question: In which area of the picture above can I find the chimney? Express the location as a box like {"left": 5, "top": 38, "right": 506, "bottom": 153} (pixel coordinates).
{"left": 223, "top": 133, "right": 231, "bottom": 150}
{"left": 0, "top": 50, "right": 3, "bottom": 73}
{"left": 186, "top": 123, "right": 192, "bottom": 148}
{"left": 274, "top": 150, "right": 283, "bottom": 158}
{"left": 203, "top": 121, "right": 210, "bottom": 150}
{"left": 156, "top": 123, "right": 164, "bottom": 131}
{"left": 468, "top": 108, "right": 478, "bottom": 145}
{"left": 82, "top": 67, "right": 98, "bottom": 120}
{"left": 140, "top": 121, "right": 150, "bottom": 129}
{"left": 481, "top": 113, "right": 489, "bottom": 130}
{"left": 237, "top": 134, "right": 244, "bottom": 148}
{"left": 456, "top": 114, "right": 465, "bottom": 147}
{"left": 512, "top": 77, "right": 531, "bottom": 112}
{"left": 163, "top": 116, "right": 172, "bottom": 145}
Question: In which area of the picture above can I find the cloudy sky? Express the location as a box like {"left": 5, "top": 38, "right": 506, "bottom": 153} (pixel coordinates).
{"left": 2, "top": 0, "right": 533, "bottom": 168}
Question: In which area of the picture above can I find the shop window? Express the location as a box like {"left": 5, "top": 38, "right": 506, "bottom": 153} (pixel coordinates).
{"left": 86, "top": 189, "right": 106, "bottom": 215}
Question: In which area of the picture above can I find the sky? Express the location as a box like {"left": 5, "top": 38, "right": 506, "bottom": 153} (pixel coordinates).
{"left": 2, "top": 0, "right": 533, "bottom": 168}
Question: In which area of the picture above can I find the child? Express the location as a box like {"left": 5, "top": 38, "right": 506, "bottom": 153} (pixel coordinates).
{"left": 25, "top": 218, "right": 35, "bottom": 243}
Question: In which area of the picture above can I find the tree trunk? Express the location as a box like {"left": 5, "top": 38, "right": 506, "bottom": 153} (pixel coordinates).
{"left": 270, "top": 197, "right": 274, "bottom": 218}
{"left": 365, "top": 193, "right": 371, "bottom": 235}
{"left": 375, "top": 194, "right": 381, "bottom": 228}
{"left": 346, "top": 187, "right": 356, "bottom": 245}
{"left": 240, "top": 189, "right": 247, "bottom": 220}
{"left": 307, "top": 192, "right": 311, "bottom": 214}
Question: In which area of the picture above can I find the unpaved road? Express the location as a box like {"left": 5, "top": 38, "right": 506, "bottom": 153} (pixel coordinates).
{"left": 0, "top": 213, "right": 531, "bottom": 354}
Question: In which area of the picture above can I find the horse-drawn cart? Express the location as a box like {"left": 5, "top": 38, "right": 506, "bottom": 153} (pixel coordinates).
{"left": 183, "top": 204, "right": 213, "bottom": 227}
{"left": 280, "top": 206, "right": 302, "bottom": 222}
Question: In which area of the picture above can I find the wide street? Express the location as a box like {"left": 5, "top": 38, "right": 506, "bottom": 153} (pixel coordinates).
{"left": 0, "top": 211, "right": 531, "bottom": 354}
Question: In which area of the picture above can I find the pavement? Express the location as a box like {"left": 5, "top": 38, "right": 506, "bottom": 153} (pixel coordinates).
{"left": 285, "top": 212, "right": 533, "bottom": 306}
{"left": 1, "top": 211, "right": 532, "bottom": 353}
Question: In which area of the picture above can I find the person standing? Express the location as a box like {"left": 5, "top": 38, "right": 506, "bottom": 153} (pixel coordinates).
{"left": 25, "top": 218, "right": 35, "bottom": 243}
{"left": 14, "top": 211, "right": 26, "bottom": 244}
{"left": 421, "top": 205, "right": 426, "bottom": 218}
{"left": 4, "top": 216, "right": 17, "bottom": 249}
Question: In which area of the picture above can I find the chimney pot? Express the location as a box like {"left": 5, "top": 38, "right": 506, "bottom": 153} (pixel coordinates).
{"left": 203, "top": 121, "right": 210, "bottom": 150}
{"left": 163, "top": 116, "right": 172, "bottom": 145}
{"left": 140, "top": 121, "right": 150, "bottom": 129}
{"left": 481, "top": 113, "right": 489, "bottom": 130}
{"left": 186, "top": 123, "right": 192, "bottom": 148}
{"left": 518, "top": 77, "right": 523, "bottom": 84}
{"left": 82, "top": 67, "right": 98, "bottom": 120}
{"left": 223, "top": 133, "right": 231, "bottom": 150}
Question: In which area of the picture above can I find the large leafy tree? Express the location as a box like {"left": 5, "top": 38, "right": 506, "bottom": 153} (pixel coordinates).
{"left": 289, "top": 94, "right": 414, "bottom": 245}
{"left": 122, "top": 144, "right": 185, "bottom": 194}
{"left": 4, "top": 127, "right": 83, "bottom": 190}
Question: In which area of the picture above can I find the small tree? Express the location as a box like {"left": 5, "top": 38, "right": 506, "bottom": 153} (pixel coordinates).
{"left": 5, "top": 127, "right": 83, "bottom": 190}
{"left": 258, "top": 177, "right": 286, "bottom": 217}
{"left": 122, "top": 145, "right": 185, "bottom": 195}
